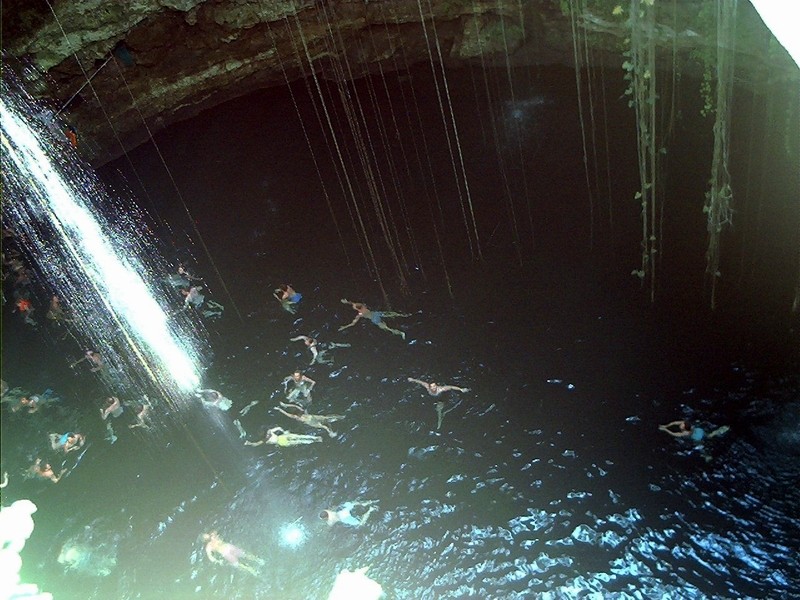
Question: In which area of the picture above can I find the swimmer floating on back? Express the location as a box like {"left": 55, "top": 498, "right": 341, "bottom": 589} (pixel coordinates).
{"left": 275, "top": 406, "right": 344, "bottom": 438}
{"left": 320, "top": 500, "right": 379, "bottom": 527}
{"left": 339, "top": 298, "right": 409, "bottom": 340}
{"left": 202, "top": 530, "right": 264, "bottom": 576}
{"left": 244, "top": 426, "right": 322, "bottom": 447}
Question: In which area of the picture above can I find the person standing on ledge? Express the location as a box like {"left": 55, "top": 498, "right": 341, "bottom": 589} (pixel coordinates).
{"left": 339, "top": 299, "right": 409, "bottom": 340}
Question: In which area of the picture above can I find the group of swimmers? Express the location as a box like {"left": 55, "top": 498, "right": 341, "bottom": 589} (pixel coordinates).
{"left": 189, "top": 281, "right": 479, "bottom": 575}
{"left": 1, "top": 248, "right": 729, "bottom": 581}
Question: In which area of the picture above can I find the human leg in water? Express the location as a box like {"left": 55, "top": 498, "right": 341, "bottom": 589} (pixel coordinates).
{"left": 377, "top": 321, "right": 406, "bottom": 340}
{"left": 239, "top": 400, "right": 259, "bottom": 416}
{"left": 435, "top": 400, "right": 461, "bottom": 430}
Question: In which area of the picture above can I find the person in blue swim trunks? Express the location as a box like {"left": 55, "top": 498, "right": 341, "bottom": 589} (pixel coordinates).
{"left": 659, "top": 420, "right": 729, "bottom": 442}
{"left": 339, "top": 298, "right": 409, "bottom": 340}
{"left": 274, "top": 284, "right": 302, "bottom": 314}
{"left": 48, "top": 431, "right": 85, "bottom": 453}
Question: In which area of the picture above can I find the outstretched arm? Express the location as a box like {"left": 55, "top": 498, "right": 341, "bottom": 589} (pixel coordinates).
{"left": 660, "top": 420, "right": 684, "bottom": 429}
{"left": 289, "top": 336, "right": 308, "bottom": 343}
{"left": 244, "top": 439, "right": 265, "bottom": 447}
{"left": 69, "top": 356, "right": 87, "bottom": 368}
{"left": 338, "top": 315, "right": 361, "bottom": 331}
{"left": 440, "top": 385, "right": 470, "bottom": 393}
{"left": 407, "top": 377, "right": 427, "bottom": 387}
{"left": 275, "top": 407, "right": 300, "bottom": 421}
{"left": 659, "top": 428, "right": 688, "bottom": 438}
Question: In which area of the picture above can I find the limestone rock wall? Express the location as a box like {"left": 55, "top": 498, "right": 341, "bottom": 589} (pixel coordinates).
{"left": 2, "top": 0, "right": 795, "bottom": 165}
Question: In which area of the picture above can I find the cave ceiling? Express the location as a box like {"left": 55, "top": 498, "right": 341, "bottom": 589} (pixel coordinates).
{"left": 2, "top": 0, "right": 796, "bottom": 165}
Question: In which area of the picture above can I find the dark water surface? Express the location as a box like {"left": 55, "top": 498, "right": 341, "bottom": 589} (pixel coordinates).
{"left": 2, "top": 66, "right": 799, "bottom": 599}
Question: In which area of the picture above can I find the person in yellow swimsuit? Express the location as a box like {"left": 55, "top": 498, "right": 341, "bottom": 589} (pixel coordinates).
{"left": 244, "top": 426, "right": 322, "bottom": 447}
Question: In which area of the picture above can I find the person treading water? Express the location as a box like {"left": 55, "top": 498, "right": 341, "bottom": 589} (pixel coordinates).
{"left": 274, "top": 283, "right": 302, "bottom": 314}
{"left": 407, "top": 378, "right": 470, "bottom": 396}
{"left": 290, "top": 335, "right": 351, "bottom": 366}
{"left": 282, "top": 371, "right": 315, "bottom": 407}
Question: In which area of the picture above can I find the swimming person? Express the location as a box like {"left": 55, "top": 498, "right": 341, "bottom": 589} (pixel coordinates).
{"left": 407, "top": 378, "right": 470, "bottom": 396}
{"left": 14, "top": 296, "right": 36, "bottom": 326}
{"left": 129, "top": 400, "right": 152, "bottom": 429}
{"left": 195, "top": 389, "right": 233, "bottom": 411}
{"left": 202, "top": 531, "right": 264, "bottom": 576}
{"left": 46, "top": 294, "right": 72, "bottom": 323}
{"left": 435, "top": 400, "right": 461, "bottom": 430}
{"left": 339, "top": 298, "right": 410, "bottom": 340}
{"left": 11, "top": 395, "right": 39, "bottom": 414}
{"left": 177, "top": 263, "right": 201, "bottom": 283}
{"left": 182, "top": 285, "right": 205, "bottom": 310}
{"left": 274, "top": 284, "right": 302, "bottom": 314}
{"left": 27, "top": 459, "right": 65, "bottom": 483}
{"left": 282, "top": 371, "right": 315, "bottom": 406}
{"left": 659, "top": 420, "right": 730, "bottom": 443}
{"left": 244, "top": 426, "right": 322, "bottom": 447}
{"left": 275, "top": 406, "right": 344, "bottom": 438}
{"left": 320, "top": 500, "right": 379, "bottom": 527}
{"left": 71, "top": 350, "right": 104, "bottom": 373}
{"left": 100, "top": 396, "right": 124, "bottom": 420}
{"left": 48, "top": 432, "right": 85, "bottom": 453}
{"left": 290, "top": 335, "right": 351, "bottom": 366}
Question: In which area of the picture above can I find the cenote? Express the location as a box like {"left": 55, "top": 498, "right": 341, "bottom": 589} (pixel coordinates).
{"left": 1, "top": 2, "right": 799, "bottom": 599}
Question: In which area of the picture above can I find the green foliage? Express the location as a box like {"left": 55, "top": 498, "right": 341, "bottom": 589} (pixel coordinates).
{"left": 699, "top": 65, "right": 714, "bottom": 118}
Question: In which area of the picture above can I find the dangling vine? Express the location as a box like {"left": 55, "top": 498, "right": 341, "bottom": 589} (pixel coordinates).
{"left": 704, "top": 0, "right": 737, "bottom": 309}
{"left": 567, "top": 0, "right": 596, "bottom": 248}
{"left": 619, "top": 0, "right": 659, "bottom": 302}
